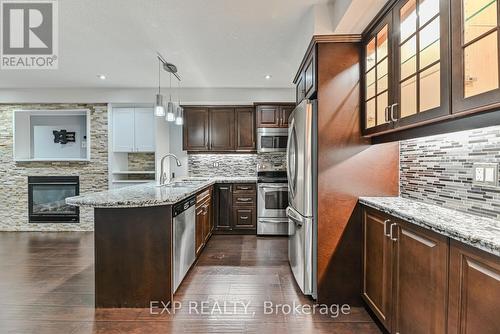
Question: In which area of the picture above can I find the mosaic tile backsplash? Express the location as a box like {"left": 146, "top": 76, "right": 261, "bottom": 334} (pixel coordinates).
{"left": 188, "top": 153, "right": 286, "bottom": 177}
{"left": 400, "top": 125, "right": 500, "bottom": 220}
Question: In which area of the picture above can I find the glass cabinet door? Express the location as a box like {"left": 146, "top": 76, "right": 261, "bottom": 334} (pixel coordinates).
{"left": 452, "top": 0, "right": 500, "bottom": 113}
{"left": 364, "top": 15, "right": 394, "bottom": 133}
{"left": 394, "top": 0, "right": 450, "bottom": 124}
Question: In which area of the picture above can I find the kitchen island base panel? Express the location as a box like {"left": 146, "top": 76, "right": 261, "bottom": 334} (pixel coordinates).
{"left": 94, "top": 205, "right": 172, "bottom": 308}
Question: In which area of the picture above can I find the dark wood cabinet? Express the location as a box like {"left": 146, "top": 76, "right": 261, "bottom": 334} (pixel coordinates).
{"left": 232, "top": 207, "right": 255, "bottom": 229}
{"left": 448, "top": 240, "right": 500, "bottom": 334}
{"left": 256, "top": 105, "right": 280, "bottom": 127}
{"left": 195, "top": 187, "right": 212, "bottom": 256}
{"left": 183, "top": 107, "right": 209, "bottom": 151}
{"left": 362, "top": 13, "right": 395, "bottom": 135}
{"left": 363, "top": 0, "right": 500, "bottom": 139}
{"left": 280, "top": 105, "right": 294, "bottom": 128}
{"left": 294, "top": 48, "right": 316, "bottom": 104}
{"left": 235, "top": 107, "right": 255, "bottom": 151}
{"left": 392, "top": 219, "right": 448, "bottom": 334}
{"left": 451, "top": 0, "right": 500, "bottom": 115}
{"left": 210, "top": 108, "right": 235, "bottom": 151}
{"left": 296, "top": 73, "right": 305, "bottom": 104}
{"left": 183, "top": 106, "right": 256, "bottom": 152}
{"left": 214, "top": 183, "right": 256, "bottom": 234}
{"left": 255, "top": 104, "right": 295, "bottom": 128}
{"left": 363, "top": 0, "right": 450, "bottom": 136}
{"left": 362, "top": 206, "right": 448, "bottom": 333}
{"left": 362, "top": 208, "right": 394, "bottom": 331}
{"left": 195, "top": 204, "right": 205, "bottom": 256}
{"left": 303, "top": 54, "right": 316, "bottom": 98}
{"left": 214, "top": 184, "right": 232, "bottom": 231}
{"left": 391, "top": 0, "right": 450, "bottom": 127}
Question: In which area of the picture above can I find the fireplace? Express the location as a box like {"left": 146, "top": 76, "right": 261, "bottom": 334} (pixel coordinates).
{"left": 28, "top": 176, "right": 79, "bottom": 223}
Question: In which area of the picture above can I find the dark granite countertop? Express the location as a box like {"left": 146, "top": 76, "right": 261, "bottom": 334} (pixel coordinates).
{"left": 359, "top": 196, "right": 500, "bottom": 257}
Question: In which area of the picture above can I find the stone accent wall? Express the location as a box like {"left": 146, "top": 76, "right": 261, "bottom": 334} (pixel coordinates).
{"left": 0, "top": 103, "right": 108, "bottom": 231}
{"left": 400, "top": 125, "right": 500, "bottom": 220}
{"left": 188, "top": 153, "right": 286, "bottom": 177}
{"left": 127, "top": 152, "right": 155, "bottom": 171}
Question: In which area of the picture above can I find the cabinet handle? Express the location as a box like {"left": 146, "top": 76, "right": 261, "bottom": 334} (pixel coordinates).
{"left": 240, "top": 216, "right": 249, "bottom": 220}
{"left": 390, "top": 104, "right": 398, "bottom": 122}
{"left": 384, "top": 106, "right": 390, "bottom": 122}
{"left": 383, "top": 219, "right": 391, "bottom": 237}
{"left": 237, "top": 198, "right": 251, "bottom": 202}
{"left": 389, "top": 222, "right": 398, "bottom": 242}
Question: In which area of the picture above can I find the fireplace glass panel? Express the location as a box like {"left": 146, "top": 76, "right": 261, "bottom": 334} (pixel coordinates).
{"left": 28, "top": 176, "right": 79, "bottom": 223}
{"left": 32, "top": 184, "right": 77, "bottom": 215}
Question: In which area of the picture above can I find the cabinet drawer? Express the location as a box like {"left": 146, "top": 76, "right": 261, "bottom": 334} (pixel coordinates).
{"left": 233, "top": 183, "right": 256, "bottom": 193}
{"left": 232, "top": 194, "right": 255, "bottom": 206}
{"left": 196, "top": 187, "right": 212, "bottom": 204}
{"left": 233, "top": 207, "right": 255, "bottom": 229}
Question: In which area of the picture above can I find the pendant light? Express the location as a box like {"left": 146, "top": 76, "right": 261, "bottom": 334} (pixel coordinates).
{"left": 154, "top": 58, "right": 165, "bottom": 117}
{"left": 166, "top": 73, "right": 175, "bottom": 122}
{"left": 175, "top": 79, "right": 184, "bottom": 125}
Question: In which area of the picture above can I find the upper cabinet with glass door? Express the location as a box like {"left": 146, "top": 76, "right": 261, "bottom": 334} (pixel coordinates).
{"left": 452, "top": 0, "right": 500, "bottom": 113}
{"left": 393, "top": 0, "right": 450, "bottom": 126}
{"left": 363, "top": 15, "right": 394, "bottom": 134}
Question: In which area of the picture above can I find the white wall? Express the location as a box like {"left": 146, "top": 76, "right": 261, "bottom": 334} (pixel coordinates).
{"left": 155, "top": 114, "right": 172, "bottom": 182}
{"left": 169, "top": 122, "right": 189, "bottom": 178}
{"left": 0, "top": 87, "right": 295, "bottom": 104}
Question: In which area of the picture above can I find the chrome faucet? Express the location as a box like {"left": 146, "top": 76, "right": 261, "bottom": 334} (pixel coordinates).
{"left": 158, "top": 153, "right": 182, "bottom": 186}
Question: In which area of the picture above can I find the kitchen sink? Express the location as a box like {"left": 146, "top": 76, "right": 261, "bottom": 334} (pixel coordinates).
{"left": 163, "top": 179, "right": 209, "bottom": 188}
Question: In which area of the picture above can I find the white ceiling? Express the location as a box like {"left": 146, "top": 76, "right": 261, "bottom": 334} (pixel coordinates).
{"left": 0, "top": 0, "right": 388, "bottom": 89}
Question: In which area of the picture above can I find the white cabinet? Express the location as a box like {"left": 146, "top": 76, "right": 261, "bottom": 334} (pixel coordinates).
{"left": 112, "top": 108, "right": 155, "bottom": 152}
{"left": 133, "top": 108, "right": 155, "bottom": 152}
{"left": 112, "top": 108, "right": 135, "bottom": 152}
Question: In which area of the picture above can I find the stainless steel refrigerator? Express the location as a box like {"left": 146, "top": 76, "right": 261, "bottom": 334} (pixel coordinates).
{"left": 286, "top": 99, "right": 317, "bottom": 299}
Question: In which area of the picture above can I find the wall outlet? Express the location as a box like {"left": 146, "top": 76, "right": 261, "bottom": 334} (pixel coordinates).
{"left": 473, "top": 163, "right": 498, "bottom": 187}
{"left": 474, "top": 167, "right": 484, "bottom": 182}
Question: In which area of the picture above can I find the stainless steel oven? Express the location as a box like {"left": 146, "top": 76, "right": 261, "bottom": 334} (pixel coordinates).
{"left": 258, "top": 183, "right": 288, "bottom": 218}
{"left": 257, "top": 128, "right": 288, "bottom": 153}
{"left": 257, "top": 169, "right": 288, "bottom": 235}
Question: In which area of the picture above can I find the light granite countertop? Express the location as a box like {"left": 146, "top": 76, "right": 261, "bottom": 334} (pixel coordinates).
{"left": 66, "top": 176, "right": 257, "bottom": 209}
{"left": 359, "top": 196, "right": 500, "bottom": 257}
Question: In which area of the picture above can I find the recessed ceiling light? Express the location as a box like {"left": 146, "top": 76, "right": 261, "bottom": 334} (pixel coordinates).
{"left": 97, "top": 74, "right": 106, "bottom": 80}
{"left": 265, "top": 75, "right": 272, "bottom": 80}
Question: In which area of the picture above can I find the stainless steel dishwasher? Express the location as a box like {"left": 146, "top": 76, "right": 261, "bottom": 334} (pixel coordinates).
{"left": 172, "top": 196, "right": 196, "bottom": 293}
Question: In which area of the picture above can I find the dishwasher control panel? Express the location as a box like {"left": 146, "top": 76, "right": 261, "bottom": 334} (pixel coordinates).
{"left": 173, "top": 197, "right": 196, "bottom": 217}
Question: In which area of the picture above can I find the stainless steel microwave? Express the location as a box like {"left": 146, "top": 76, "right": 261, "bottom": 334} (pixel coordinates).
{"left": 257, "top": 128, "right": 288, "bottom": 153}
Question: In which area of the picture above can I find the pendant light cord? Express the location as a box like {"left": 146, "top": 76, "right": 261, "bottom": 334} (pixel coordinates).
{"left": 158, "top": 58, "right": 161, "bottom": 95}
{"left": 169, "top": 73, "right": 172, "bottom": 102}
{"left": 177, "top": 79, "right": 181, "bottom": 104}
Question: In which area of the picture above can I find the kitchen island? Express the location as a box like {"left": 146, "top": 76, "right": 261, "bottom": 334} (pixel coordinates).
{"left": 66, "top": 177, "right": 256, "bottom": 308}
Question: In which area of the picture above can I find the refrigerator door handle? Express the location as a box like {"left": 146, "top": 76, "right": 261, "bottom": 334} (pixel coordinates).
{"left": 286, "top": 206, "right": 305, "bottom": 227}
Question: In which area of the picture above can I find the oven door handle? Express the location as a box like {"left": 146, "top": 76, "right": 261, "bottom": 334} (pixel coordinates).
{"left": 258, "top": 184, "right": 288, "bottom": 189}
{"left": 259, "top": 219, "right": 287, "bottom": 224}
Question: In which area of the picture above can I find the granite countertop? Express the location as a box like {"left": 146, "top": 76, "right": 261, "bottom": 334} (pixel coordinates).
{"left": 66, "top": 176, "right": 257, "bottom": 208}
{"left": 359, "top": 196, "right": 500, "bottom": 257}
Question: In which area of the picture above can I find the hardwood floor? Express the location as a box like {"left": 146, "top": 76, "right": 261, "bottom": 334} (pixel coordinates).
{"left": 0, "top": 232, "right": 380, "bottom": 333}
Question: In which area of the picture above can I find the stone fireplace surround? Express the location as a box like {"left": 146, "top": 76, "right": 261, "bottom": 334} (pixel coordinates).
{"left": 0, "top": 104, "right": 108, "bottom": 231}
